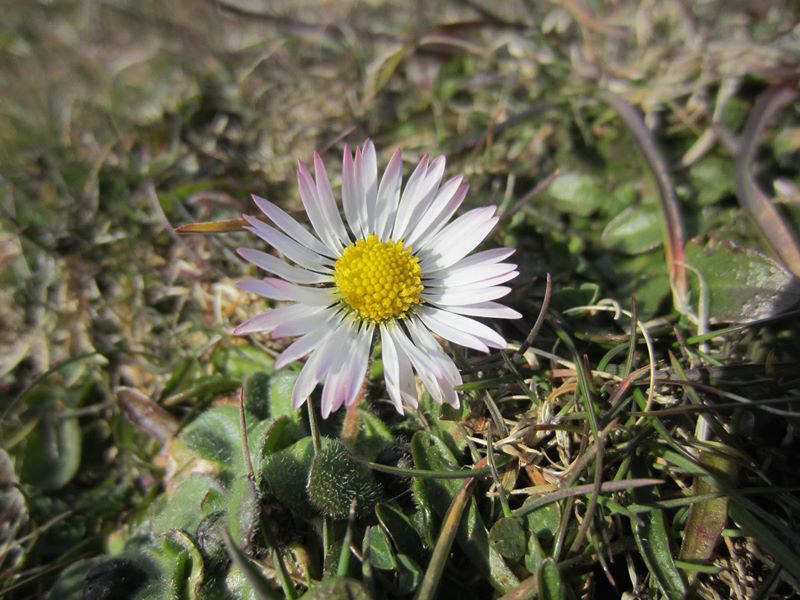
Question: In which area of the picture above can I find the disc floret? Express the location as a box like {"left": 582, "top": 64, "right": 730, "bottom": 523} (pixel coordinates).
{"left": 334, "top": 234, "right": 423, "bottom": 322}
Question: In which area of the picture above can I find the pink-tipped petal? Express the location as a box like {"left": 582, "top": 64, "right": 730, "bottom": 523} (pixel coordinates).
{"left": 234, "top": 304, "right": 324, "bottom": 335}
{"left": 243, "top": 215, "right": 333, "bottom": 272}
{"left": 448, "top": 247, "right": 516, "bottom": 269}
{"left": 380, "top": 324, "right": 415, "bottom": 413}
{"left": 404, "top": 175, "right": 465, "bottom": 247}
{"left": 252, "top": 195, "right": 333, "bottom": 257}
{"left": 375, "top": 148, "right": 403, "bottom": 240}
{"left": 275, "top": 327, "right": 329, "bottom": 369}
{"left": 342, "top": 145, "right": 365, "bottom": 238}
{"left": 420, "top": 208, "right": 499, "bottom": 272}
{"left": 237, "top": 248, "right": 330, "bottom": 284}
{"left": 359, "top": 140, "right": 379, "bottom": 233}
{"left": 391, "top": 154, "right": 429, "bottom": 240}
{"left": 392, "top": 155, "right": 446, "bottom": 241}
{"left": 272, "top": 308, "right": 333, "bottom": 338}
{"left": 296, "top": 162, "right": 343, "bottom": 256}
{"left": 418, "top": 306, "right": 507, "bottom": 352}
{"left": 312, "top": 152, "right": 350, "bottom": 246}
{"left": 432, "top": 301, "right": 522, "bottom": 320}
{"left": 291, "top": 329, "right": 340, "bottom": 409}
{"left": 425, "top": 264, "right": 518, "bottom": 289}
{"left": 236, "top": 277, "right": 333, "bottom": 306}
{"left": 423, "top": 285, "right": 511, "bottom": 306}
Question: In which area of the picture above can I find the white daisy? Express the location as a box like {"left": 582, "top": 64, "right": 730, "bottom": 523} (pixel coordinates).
{"left": 235, "top": 140, "right": 521, "bottom": 418}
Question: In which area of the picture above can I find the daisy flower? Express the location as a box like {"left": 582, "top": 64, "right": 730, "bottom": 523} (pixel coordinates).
{"left": 235, "top": 140, "right": 521, "bottom": 418}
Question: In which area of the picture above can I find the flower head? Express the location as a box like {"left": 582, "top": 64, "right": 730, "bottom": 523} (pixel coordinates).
{"left": 236, "top": 141, "right": 520, "bottom": 418}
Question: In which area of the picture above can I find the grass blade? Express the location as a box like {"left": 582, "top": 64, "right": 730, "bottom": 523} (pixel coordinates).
{"left": 414, "top": 478, "right": 476, "bottom": 600}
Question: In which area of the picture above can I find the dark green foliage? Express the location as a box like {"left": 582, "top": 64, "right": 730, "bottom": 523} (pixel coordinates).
{"left": 261, "top": 436, "right": 316, "bottom": 518}
{"left": 83, "top": 558, "right": 148, "bottom": 600}
{"left": 306, "top": 439, "right": 382, "bottom": 519}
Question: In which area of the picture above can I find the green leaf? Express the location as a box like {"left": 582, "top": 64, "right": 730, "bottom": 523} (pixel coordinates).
{"left": 411, "top": 432, "right": 519, "bottom": 593}
{"left": 244, "top": 372, "right": 272, "bottom": 421}
{"left": 306, "top": 439, "right": 382, "bottom": 519}
{"left": 546, "top": 172, "right": 608, "bottom": 216}
{"left": 178, "top": 405, "right": 243, "bottom": 479}
{"left": 222, "top": 529, "right": 281, "bottom": 600}
{"left": 364, "top": 525, "right": 396, "bottom": 570}
{"left": 150, "top": 475, "right": 225, "bottom": 534}
{"left": 165, "top": 529, "right": 206, "bottom": 600}
{"left": 347, "top": 408, "right": 395, "bottom": 461}
{"left": 607, "top": 250, "right": 671, "bottom": 318}
{"left": 729, "top": 500, "right": 800, "bottom": 581}
{"left": 267, "top": 369, "right": 302, "bottom": 422}
{"left": 302, "top": 578, "right": 371, "bottom": 600}
{"left": 549, "top": 282, "right": 600, "bottom": 312}
{"left": 536, "top": 558, "right": 564, "bottom": 600}
{"left": 254, "top": 415, "right": 299, "bottom": 469}
{"left": 601, "top": 204, "right": 663, "bottom": 254}
{"left": 489, "top": 517, "right": 526, "bottom": 560}
{"left": 21, "top": 413, "right": 81, "bottom": 491}
{"left": 375, "top": 502, "right": 424, "bottom": 561}
{"left": 227, "top": 475, "right": 260, "bottom": 549}
{"left": 220, "top": 565, "right": 261, "bottom": 600}
{"left": 679, "top": 449, "right": 736, "bottom": 577}
{"left": 46, "top": 557, "right": 106, "bottom": 600}
{"left": 211, "top": 343, "right": 274, "bottom": 381}
{"left": 523, "top": 500, "right": 560, "bottom": 549}
{"left": 364, "top": 43, "right": 408, "bottom": 101}
{"left": 99, "top": 533, "right": 202, "bottom": 600}
{"left": 630, "top": 457, "right": 687, "bottom": 598}
{"left": 685, "top": 239, "right": 800, "bottom": 323}
{"left": 689, "top": 156, "right": 735, "bottom": 206}
{"left": 395, "top": 553, "right": 423, "bottom": 594}
{"left": 262, "top": 436, "right": 316, "bottom": 518}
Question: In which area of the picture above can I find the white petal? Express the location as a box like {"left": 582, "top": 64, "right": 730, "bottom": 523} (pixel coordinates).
{"left": 291, "top": 326, "right": 343, "bottom": 409}
{"left": 375, "top": 148, "right": 403, "bottom": 241}
{"left": 297, "top": 162, "right": 344, "bottom": 255}
{"left": 272, "top": 307, "right": 333, "bottom": 338}
{"left": 389, "top": 324, "right": 444, "bottom": 404}
{"left": 447, "top": 247, "right": 515, "bottom": 271}
{"left": 432, "top": 301, "right": 522, "bottom": 319}
{"left": 234, "top": 304, "right": 325, "bottom": 335}
{"left": 292, "top": 348, "right": 325, "bottom": 409}
{"left": 313, "top": 152, "right": 350, "bottom": 246}
{"left": 418, "top": 306, "right": 507, "bottom": 352}
{"left": 405, "top": 319, "right": 462, "bottom": 407}
{"left": 391, "top": 154, "right": 428, "bottom": 238}
{"left": 419, "top": 207, "right": 498, "bottom": 272}
{"left": 359, "top": 140, "right": 379, "bottom": 234}
{"left": 423, "top": 286, "right": 511, "bottom": 306}
{"left": 275, "top": 326, "right": 330, "bottom": 369}
{"left": 317, "top": 320, "right": 373, "bottom": 418}
{"left": 390, "top": 321, "right": 461, "bottom": 408}
{"left": 237, "top": 278, "right": 334, "bottom": 306}
{"left": 252, "top": 195, "right": 333, "bottom": 258}
{"left": 404, "top": 176, "right": 465, "bottom": 248}
{"left": 339, "top": 324, "right": 374, "bottom": 411}
{"left": 320, "top": 350, "right": 349, "bottom": 419}
{"left": 444, "top": 270, "right": 518, "bottom": 290}
{"left": 425, "top": 265, "right": 518, "bottom": 289}
{"left": 342, "top": 145, "right": 365, "bottom": 238}
{"left": 392, "top": 155, "right": 446, "bottom": 241}
{"left": 243, "top": 215, "right": 333, "bottom": 273}
{"left": 237, "top": 248, "right": 330, "bottom": 285}
{"left": 380, "top": 323, "right": 416, "bottom": 412}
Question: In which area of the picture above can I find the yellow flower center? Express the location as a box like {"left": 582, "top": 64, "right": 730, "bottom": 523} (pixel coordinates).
{"left": 334, "top": 234, "right": 423, "bottom": 322}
